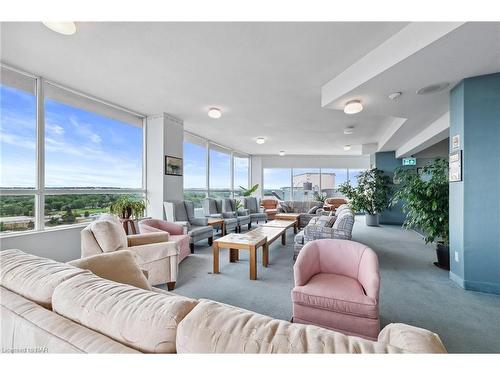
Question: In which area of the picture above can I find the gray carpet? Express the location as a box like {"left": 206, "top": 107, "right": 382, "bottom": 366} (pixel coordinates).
{"left": 164, "top": 216, "right": 500, "bottom": 353}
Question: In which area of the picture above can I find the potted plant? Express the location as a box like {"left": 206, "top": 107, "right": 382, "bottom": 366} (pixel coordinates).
{"left": 338, "top": 168, "right": 391, "bottom": 226}
{"left": 391, "top": 158, "right": 449, "bottom": 269}
{"left": 109, "top": 195, "right": 147, "bottom": 219}
{"left": 239, "top": 184, "right": 259, "bottom": 197}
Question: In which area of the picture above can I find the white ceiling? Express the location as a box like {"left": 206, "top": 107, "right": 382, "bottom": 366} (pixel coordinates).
{"left": 1, "top": 22, "right": 499, "bottom": 156}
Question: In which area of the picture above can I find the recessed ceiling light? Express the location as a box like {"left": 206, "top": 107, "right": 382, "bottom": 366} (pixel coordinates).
{"left": 42, "top": 22, "right": 77, "bottom": 35}
{"left": 207, "top": 108, "right": 222, "bottom": 119}
{"left": 256, "top": 137, "right": 266, "bottom": 145}
{"left": 343, "top": 145, "right": 352, "bottom": 151}
{"left": 416, "top": 82, "right": 449, "bottom": 95}
{"left": 388, "top": 92, "right": 402, "bottom": 100}
{"left": 279, "top": 151, "right": 285, "bottom": 156}
{"left": 344, "top": 100, "right": 363, "bottom": 114}
{"left": 343, "top": 126, "right": 355, "bottom": 135}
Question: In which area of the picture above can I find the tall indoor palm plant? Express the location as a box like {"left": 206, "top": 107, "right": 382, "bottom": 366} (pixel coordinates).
{"left": 391, "top": 158, "right": 449, "bottom": 269}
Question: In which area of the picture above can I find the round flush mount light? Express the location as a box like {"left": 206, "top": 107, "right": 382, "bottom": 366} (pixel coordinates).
{"left": 343, "top": 126, "right": 355, "bottom": 135}
{"left": 343, "top": 145, "right": 352, "bottom": 151}
{"left": 388, "top": 92, "right": 402, "bottom": 100}
{"left": 256, "top": 137, "right": 266, "bottom": 145}
{"left": 42, "top": 22, "right": 77, "bottom": 35}
{"left": 207, "top": 108, "right": 222, "bottom": 119}
{"left": 279, "top": 151, "right": 285, "bottom": 156}
{"left": 344, "top": 100, "right": 363, "bottom": 114}
{"left": 416, "top": 82, "right": 449, "bottom": 95}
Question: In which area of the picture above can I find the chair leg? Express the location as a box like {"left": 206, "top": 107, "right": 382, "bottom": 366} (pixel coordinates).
{"left": 208, "top": 236, "right": 213, "bottom": 246}
{"left": 248, "top": 223, "right": 251, "bottom": 230}
{"left": 190, "top": 243, "right": 194, "bottom": 254}
{"left": 166, "top": 282, "right": 176, "bottom": 291}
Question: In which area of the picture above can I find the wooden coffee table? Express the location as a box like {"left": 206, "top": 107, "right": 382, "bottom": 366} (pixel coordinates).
{"left": 213, "top": 232, "right": 267, "bottom": 280}
{"left": 207, "top": 217, "right": 224, "bottom": 235}
{"left": 274, "top": 213, "right": 300, "bottom": 221}
{"left": 250, "top": 226, "right": 286, "bottom": 266}
{"left": 261, "top": 219, "right": 298, "bottom": 234}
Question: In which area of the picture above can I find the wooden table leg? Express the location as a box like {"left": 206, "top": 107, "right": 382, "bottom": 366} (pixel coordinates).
{"left": 250, "top": 246, "right": 257, "bottom": 280}
{"left": 281, "top": 231, "right": 286, "bottom": 245}
{"left": 262, "top": 243, "right": 269, "bottom": 267}
{"left": 213, "top": 243, "right": 220, "bottom": 274}
{"left": 294, "top": 221, "right": 298, "bottom": 234}
{"left": 229, "top": 248, "right": 239, "bottom": 262}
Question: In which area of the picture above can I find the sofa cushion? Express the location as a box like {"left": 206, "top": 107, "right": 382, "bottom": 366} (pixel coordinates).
{"left": 90, "top": 219, "right": 127, "bottom": 252}
{"left": 294, "top": 230, "right": 305, "bottom": 245}
{"left": 176, "top": 299, "right": 401, "bottom": 353}
{"left": 52, "top": 273, "right": 198, "bottom": 353}
{"left": 68, "top": 250, "right": 152, "bottom": 291}
{"left": 378, "top": 323, "right": 447, "bottom": 354}
{"left": 1, "top": 286, "right": 139, "bottom": 353}
{"left": 311, "top": 215, "right": 336, "bottom": 227}
{"left": 0, "top": 249, "right": 87, "bottom": 309}
{"left": 291, "top": 273, "right": 378, "bottom": 319}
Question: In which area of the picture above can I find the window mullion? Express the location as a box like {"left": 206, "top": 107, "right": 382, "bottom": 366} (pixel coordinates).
{"left": 35, "top": 77, "right": 45, "bottom": 231}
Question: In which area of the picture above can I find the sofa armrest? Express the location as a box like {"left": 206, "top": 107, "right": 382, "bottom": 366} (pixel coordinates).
{"left": 303, "top": 226, "right": 351, "bottom": 242}
{"left": 207, "top": 214, "right": 223, "bottom": 219}
{"left": 222, "top": 212, "right": 237, "bottom": 219}
{"left": 237, "top": 208, "right": 250, "bottom": 216}
{"left": 127, "top": 232, "right": 170, "bottom": 247}
{"left": 293, "top": 242, "right": 320, "bottom": 286}
{"left": 129, "top": 241, "right": 179, "bottom": 263}
{"left": 190, "top": 217, "right": 208, "bottom": 226}
{"left": 378, "top": 323, "right": 447, "bottom": 353}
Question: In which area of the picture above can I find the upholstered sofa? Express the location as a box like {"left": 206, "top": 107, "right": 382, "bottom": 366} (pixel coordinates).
{"left": 202, "top": 198, "right": 238, "bottom": 234}
{"left": 80, "top": 214, "right": 179, "bottom": 288}
{"left": 294, "top": 204, "right": 355, "bottom": 260}
{"left": 163, "top": 200, "right": 214, "bottom": 252}
{"left": 277, "top": 200, "right": 325, "bottom": 228}
{"left": 1, "top": 249, "right": 447, "bottom": 354}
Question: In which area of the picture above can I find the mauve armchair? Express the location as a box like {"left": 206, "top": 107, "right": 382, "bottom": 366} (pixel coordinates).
{"left": 291, "top": 239, "right": 380, "bottom": 341}
{"left": 138, "top": 219, "right": 191, "bottom": 263}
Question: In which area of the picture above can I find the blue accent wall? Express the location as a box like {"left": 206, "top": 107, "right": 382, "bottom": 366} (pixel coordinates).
{"left": 375, "top": 151, "right": 407, "bottom": 225}
{"left": 449, "top": 72, "right": 500, "bottom": 294}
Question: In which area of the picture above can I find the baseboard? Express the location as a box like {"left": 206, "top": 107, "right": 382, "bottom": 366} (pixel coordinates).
{"left": 450, "top": 272, "right": 500, "bottom": 295}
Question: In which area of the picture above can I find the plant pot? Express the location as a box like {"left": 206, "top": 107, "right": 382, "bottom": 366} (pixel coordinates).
{"left": 434, "top": 243, "right": 450, "bottom": 270}
{"left": 365, "top": 214, "right": 379, "bottom": 226}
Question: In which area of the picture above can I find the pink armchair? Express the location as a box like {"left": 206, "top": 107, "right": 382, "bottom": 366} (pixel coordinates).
{"left": 138, "top": 219, "right": 191, "bottom": 263}
{"left": 292, "top": 239, "right": 380, "bottom": 341}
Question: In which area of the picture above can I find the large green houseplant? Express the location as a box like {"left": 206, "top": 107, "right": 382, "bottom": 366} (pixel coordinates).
{"left": 391, "top": 158, "right": 449, "bottom": 269}
{"left": 109, "top": 195, "right": 147, "bottom": 219}
{"left": 338, "top": 168, "right": 391, "bottom": 226}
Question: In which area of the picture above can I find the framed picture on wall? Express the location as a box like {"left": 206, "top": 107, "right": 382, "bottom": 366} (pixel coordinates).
{"left": 165, "top": 155, "right": 183, "bottom": 176}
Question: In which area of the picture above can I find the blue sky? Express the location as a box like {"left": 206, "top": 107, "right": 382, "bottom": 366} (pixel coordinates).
{"left": 1, "top": 84, "right": 142, "bottom": 188}
{"left": 183, "top": 142, "right": 249, "bottom": 190}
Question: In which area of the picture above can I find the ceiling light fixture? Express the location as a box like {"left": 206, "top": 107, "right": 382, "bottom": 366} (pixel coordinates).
{"left": 343, "top": 126, "right": 355, "bottom": 135}
{"left": 256, "top": 137, "right": 266, "bottom": 145}
{"left": 343, "top": 145, "right": 352, "bottom": 151}
{"left": 207, "top": 108, "right": 222, "bottom": 119}
{"left": 42, "top": 22, "right": 77, "bottom": 35}
{"left": 344, "top": 100, "right": 363, "bottom": 114}
{"left": 279, "top": 151, "right": 285, "bottom": 156}
{"left": 416, "top": 82, "right": 449, "bottom": 95}
{"left": 388, "top": 92, "right": 402, "bottom": 100}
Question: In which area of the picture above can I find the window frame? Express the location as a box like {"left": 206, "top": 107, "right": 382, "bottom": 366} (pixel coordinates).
{"left": 0, "top": 64, "right": 146, "bottom": 236}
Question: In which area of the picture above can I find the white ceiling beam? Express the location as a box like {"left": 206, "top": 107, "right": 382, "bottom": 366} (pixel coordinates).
{"left": 377, "top": 117, "right": 407, "bottom": 151}
{"left": 321, "top": 22, "right": 465, "bottom": 108}
{"left": 395, "top": 112, "right": 450, "bottom": 158}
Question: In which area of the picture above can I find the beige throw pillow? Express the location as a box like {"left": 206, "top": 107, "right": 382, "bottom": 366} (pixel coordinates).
{"left": 91, "top": 219, "right": 127, "bottom": 252}
{"left": 68, "top": 250, "right": 151, "bottom": 291}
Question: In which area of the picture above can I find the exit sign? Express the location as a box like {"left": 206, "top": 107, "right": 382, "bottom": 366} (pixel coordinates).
{"left": 402, "top": 157, "right": 416, "bottom": 166}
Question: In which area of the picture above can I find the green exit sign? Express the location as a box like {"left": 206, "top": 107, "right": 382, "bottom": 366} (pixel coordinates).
{"left": 402, "top": 157, "right": 416, "bottom": 166}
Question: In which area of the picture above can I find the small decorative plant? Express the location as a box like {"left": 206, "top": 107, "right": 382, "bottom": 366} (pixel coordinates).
{"left": 313, "top": 191, "right": 327, "bottom": 204}
{"left": 240, "top": 184, "right": 259, "bottom": 197}
{"left": 391, "top": 158, "right": 449, "bottom": 245}
{"left": 109, "top": 195, "right": 147, "bottom": 219}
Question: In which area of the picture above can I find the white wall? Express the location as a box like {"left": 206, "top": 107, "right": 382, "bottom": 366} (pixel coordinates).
{"left": 251, "top": 154, "right": 371, "bottom": 196}
{"left": 0, "top": 226, "right": 82, "bottom": 262}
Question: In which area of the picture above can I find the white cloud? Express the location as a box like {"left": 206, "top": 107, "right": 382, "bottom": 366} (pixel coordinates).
{"left": 46, "top": 123, "right": 65, "bottom": 136}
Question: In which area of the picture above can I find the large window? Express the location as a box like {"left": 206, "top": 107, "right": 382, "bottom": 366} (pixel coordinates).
{"left": 263, "top": 168, "right": 292, "bottom": 200}
{"left": 183, "top": 134, "right": 207, "bottom": 208}
{"left": 263, "top": 167, "right": 366, "bottom": 201}
{"left": 209, "top": 145, "right": 231, "bottom": 199}
{"left": 0, "top": 66, "right": 145, "bottom": 234}
{"left": 183, "top": 133, "right": 250, "bottom": 205}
